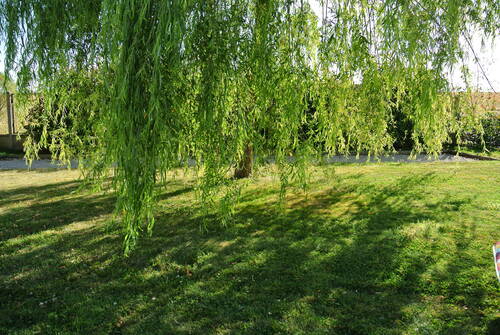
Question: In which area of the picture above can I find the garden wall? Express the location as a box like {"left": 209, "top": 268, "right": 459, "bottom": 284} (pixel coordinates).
{"left": 0, "top": 134, "right": 25, "bottom": 151}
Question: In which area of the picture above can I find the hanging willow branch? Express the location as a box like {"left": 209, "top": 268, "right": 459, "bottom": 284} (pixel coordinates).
{"left": 0, "top": 0, "right": 498, "bottom": 253}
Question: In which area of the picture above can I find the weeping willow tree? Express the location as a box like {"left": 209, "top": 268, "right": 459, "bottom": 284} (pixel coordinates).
{"left": 0, "top": 0, "right": 498, "bottom": 253}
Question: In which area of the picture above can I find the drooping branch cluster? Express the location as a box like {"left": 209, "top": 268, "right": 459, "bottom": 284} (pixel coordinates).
{"left": 1, "top": 0, "right": 497, "bottom": 252}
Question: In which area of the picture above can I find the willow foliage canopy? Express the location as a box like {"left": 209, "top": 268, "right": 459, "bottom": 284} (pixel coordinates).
{"left": 0, "top": 0, "right": 498, "bottom": 253}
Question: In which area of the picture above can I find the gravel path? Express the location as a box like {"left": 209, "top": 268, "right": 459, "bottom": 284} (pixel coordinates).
{"left": 0, "top": 159, "right": 78, "bottom": 170}
{"left": 0, "top": 154, "right": 473, "bottom": 170}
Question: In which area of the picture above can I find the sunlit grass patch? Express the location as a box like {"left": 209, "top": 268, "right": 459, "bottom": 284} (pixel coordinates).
{"left": 0, "top": 161, "right": 499, "bottom": 334}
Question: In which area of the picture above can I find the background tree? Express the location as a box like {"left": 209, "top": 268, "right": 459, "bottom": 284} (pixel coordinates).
{"left": 0, "top": 0, "right": 497, "bottom": 253}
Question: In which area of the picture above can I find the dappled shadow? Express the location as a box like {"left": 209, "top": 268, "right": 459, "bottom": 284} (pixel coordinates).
{"left": 0, "top": 179, "right": 115, "bottom": 241}
{"left": 143, "top": 173, "right": 471, "bottom": 334}
{"left": 0, "top": 170, "right": 496, "bottom": 334}
{"left": 0, "top": 193, "right": 115, "bottom": 241}
{"left": 0, "top": 180, "right": 80, "bottom": 207}
{"left": 157, "top": 186, "right": 194, "bottom": 201}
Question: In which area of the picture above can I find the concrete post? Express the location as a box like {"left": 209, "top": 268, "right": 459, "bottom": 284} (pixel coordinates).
{"left": 6, "top": 92, "right": 15, "bottom": 149}
{"left": 9, "top": 93, "right": 15, "bottom": 134}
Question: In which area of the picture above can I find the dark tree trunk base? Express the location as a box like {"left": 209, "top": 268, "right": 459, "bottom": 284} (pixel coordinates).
{"left": 234, "top": 144, "right": 253, "bottom": 179}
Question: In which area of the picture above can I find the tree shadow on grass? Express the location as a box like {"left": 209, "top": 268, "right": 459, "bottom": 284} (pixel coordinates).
{"left": 147, "top": 173, "right": 470, "bottom": 334}
{"left": 0, "top": 179, "right": 115, "bottom": 241}
{"left": 418, "top": 210, "right": 499, "bottom": 334}
{"left": 1, "top": 171, "right": 492, "bottom": 335}
{"left": 0, "top": 180, "right": 80, "bottom": 207}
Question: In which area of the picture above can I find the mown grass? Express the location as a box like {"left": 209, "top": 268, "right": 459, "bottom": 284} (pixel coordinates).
{"left": 1, "top": 162, "right": 499, "bottom": 334}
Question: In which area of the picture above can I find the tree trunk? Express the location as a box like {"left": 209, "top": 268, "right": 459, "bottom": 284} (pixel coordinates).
{"left": 234, "top": 143, "right": 253, "bottom": 179}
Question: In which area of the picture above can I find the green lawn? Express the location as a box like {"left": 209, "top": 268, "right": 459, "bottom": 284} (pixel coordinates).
{"left": 1, "top": 162, "right": 499, "bottom": 334}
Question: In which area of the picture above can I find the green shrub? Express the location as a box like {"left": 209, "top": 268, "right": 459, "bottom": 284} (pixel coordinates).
{"left": 461, "top": 112, "right": 500, "bottom": 150}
